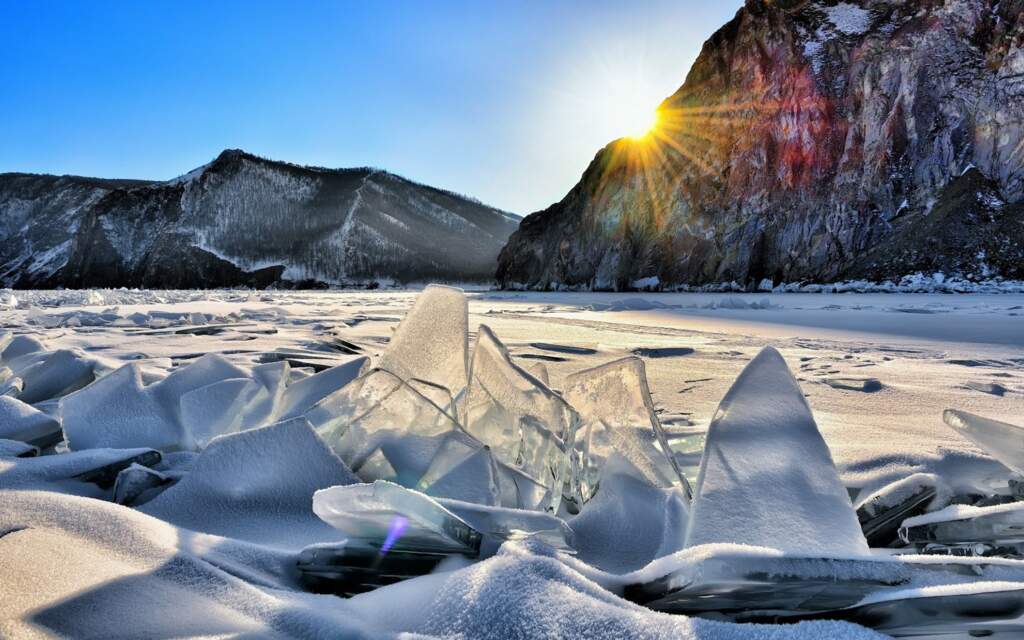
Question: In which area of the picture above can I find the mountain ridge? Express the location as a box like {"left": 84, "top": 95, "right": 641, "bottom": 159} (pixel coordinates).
{"left": 0, "top": 150, "right": 519, "bottom": 288}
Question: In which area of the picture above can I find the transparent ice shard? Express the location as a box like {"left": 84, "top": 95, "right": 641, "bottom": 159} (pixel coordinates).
{"left": 378, "top": 284, "right": 469, "bottom": 396}
{"left": 277, "top": 356, "right": 368, "bottom": 421}
{"left": 840, "top": 587, "right": 1024, "bottom": 638}
{"left": 313, "top": 480, "right": 483, "bottom": 554}
{"left": 900, "top": 502, "right": 1024, "bottom": 557}
{"left": 407, "top": 378, "right": 460, "bottom": 424}
{"left": 441, "top": 498, "right": 575, "bottom": 555}
{"left": 243, "top": 360, "right": 290, "bottom": 428}
{"left": 303, "top": 482, "right": 574, "bottom": 595}
{"left": 180, "top": 377, "right": 264, "bottom": 449}
{"left": 684, "top": 347, "right": 868, "bottom": 555}
{"left": 353, "top": 448, "right": 398, "bottom": 483}
{"left": 563, "top": 356, "right": 692, "bottom": 504}
{"left": 307, "top": 368, "right": 466, "bottom": 488}
{"left": 464, "top": 325, "right": 578, "bottom": 512}
{"left": 417, "top": 430, "right": 501, "bottom": 505}
{"left": 943, "top": 410, "right": 1024, "bottom": 475}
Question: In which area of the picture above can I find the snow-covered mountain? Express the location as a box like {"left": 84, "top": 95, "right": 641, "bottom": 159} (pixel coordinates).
{"left": 0, "top": 149, "right": 519, "bottom": 288}
{"left": 497, "top": 0, "right": 1024, "bottom": 290}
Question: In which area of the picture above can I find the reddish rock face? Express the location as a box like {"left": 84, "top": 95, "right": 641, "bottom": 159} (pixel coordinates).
{"left": 498, "top": 0, "right": 1024, "bottom": 290}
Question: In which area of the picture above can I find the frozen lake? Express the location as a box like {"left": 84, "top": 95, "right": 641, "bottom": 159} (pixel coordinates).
{"left": 2, "top": 287, "right": 1023, "bottom": 638}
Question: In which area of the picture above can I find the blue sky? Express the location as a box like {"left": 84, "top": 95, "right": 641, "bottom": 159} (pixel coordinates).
{"left": 0, "top": 1, "right": 741, "bottom": 215}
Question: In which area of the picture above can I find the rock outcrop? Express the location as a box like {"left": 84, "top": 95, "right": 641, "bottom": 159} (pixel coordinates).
{"left": 497, "top": 0, "right": 1024, "bottom": 290}
{"left": 1, "top": 150, "right": 519, "bottom": 288}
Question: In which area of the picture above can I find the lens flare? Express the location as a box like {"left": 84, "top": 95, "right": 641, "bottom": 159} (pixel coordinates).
{"left": 381, "top": 515, "right": 409, "bottom": 554}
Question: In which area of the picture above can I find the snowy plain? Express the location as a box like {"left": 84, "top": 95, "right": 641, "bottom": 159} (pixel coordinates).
{"left": 1, "top": 287, "right": 1023, "bottom": 638}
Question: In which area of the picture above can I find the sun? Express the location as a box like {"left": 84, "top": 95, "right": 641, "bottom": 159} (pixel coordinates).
{"left": 624, "top": 108, "right": 660, "bottom": 140}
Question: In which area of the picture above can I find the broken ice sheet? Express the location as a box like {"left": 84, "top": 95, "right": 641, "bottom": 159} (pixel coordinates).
{"left": 624, "top": 548, "right": 906, "bottom": 619}
{"left": 440, "top": 497, "right": 575, "bottom": 555}
{"left": 562, "top": 356, "right": 692, "bottom": 504}
{"left": 306, "top": 368, "right": 465, "bottom": 488}
{"left": 0, "top": 395, "right": 62, "bottom": 449}
{"left": 855, "top": 473, "right": 951, "bottom": 548}
{"left": 463, "top": 325, "right": 577, "bottom": 512}
{"left": 179, "top": 377, "right": 264, "bottom": 449}
{"left": 141, "top": 418, "right": 357, "bottom": 547}
{"left": 313, "top": 480, "right": 482, "bottom": 554}
{"left": 61, "top": 364, "right": 183, "bottom": 452}
{"left": 0, "top": 438, "right": 38, "bottom": 458}
{"left": 684, "top": 347, "right": 868, "bottom": 556}
{"left": 901, "top": 502, "right": 1024, "bottom": 557}
{"left": 377, "top": 284, "right": 468, "bottom": 397}
{"left": 943, "top": 409, "right": 1024, "bottom": 476}
{"left": 15, "top": 349, "right": 95, "bottom": 404}
{"left": 113, "top": 463, "right": 170, "bottom": 506}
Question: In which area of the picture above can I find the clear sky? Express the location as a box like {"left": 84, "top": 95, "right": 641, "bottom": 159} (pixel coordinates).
{"left": 0, "top": 1, "right": 742, "bottom": 215}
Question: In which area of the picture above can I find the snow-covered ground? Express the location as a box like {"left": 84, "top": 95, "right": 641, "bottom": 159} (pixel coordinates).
{"left": 2, "top": 288, "right": 1023, "bottom": 638}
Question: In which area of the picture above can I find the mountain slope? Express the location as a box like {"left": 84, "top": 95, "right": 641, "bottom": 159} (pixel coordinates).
{"left": 497, "top": 0, "right": 1024, "bottom": 290}
{"left": 0, "top": 150, "right": 519, "bottom": 288}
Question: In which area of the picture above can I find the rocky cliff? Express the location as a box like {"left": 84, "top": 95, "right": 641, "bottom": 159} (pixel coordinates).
{"left": 0, "top": 150, "right": 519, "bottom": 288}
{"left": 497, "top": 0, "right": 1024, "bottom": 290}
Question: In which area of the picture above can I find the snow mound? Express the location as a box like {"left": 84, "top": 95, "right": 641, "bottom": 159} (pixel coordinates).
{"left": 569, "top": 455, "right": 690, "bottom": 573}
{"left": 416, "top": 542, "right": 885, "bottom": 640}
{"left": 0, "top": 490, "right": 371, "bottom": 638}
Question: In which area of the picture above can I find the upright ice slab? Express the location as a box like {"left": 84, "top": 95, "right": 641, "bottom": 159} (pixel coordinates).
{"left": 943, "top": 410, "right": 1024, "bottom": 476}
{"left": 378, "top": 285, "right": 468, "bottom": 396}
{"left": 464, "top": 325, "right": 577, "bottom": 512}
{"left": 684, "top": 347, "right": 868, "bottom": 555}
{"left": 563, "top": 357, "right": 691, "bottom": 503}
